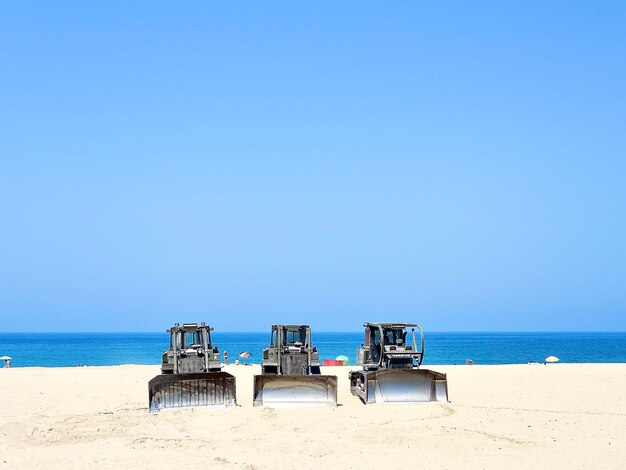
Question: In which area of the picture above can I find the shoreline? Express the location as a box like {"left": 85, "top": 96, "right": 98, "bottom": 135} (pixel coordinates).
{"left": 3, "top": 361, "right": 626, "bottom": 370}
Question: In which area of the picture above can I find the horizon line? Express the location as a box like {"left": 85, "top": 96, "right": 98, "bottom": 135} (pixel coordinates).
{"left": 2, "top": 330, "right": 626, "bottom": 334}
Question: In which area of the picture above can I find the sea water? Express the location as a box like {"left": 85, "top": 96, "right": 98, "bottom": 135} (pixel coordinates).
{"left": 1, "top": 332, "right": 625, "bottom": 368}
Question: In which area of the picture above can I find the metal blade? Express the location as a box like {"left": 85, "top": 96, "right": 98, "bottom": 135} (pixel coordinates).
{"left": 253, "top": 375, "right": 338, "bottom": 407}
{"left": 148, "top": 371, "right": 237, "bottom": 412}
{"left": 357, "top": 369, "right": 448, "bottom": 404}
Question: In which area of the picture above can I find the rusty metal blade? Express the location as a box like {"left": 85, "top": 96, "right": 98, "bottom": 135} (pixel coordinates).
{"left": 148, "top": 371, "right": 236, "bottom": 412}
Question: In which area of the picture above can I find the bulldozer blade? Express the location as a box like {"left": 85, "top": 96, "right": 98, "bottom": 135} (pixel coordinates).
{"left": 253, "top": 375, "right": 338, "bottom": 407}
{"left": 355, "top": 369, "right": 448, "bottom": 404}
{"left": 149, "top": 371, "right": 236, "bottom": 412}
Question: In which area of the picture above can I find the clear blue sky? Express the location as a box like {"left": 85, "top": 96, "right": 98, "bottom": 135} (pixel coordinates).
{"left": 1, "top": 2, "right": 624, "bottom": 332}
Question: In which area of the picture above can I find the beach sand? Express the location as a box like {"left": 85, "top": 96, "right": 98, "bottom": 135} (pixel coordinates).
{"left": 0, "top": 364, "right": 624, "bottom": 469}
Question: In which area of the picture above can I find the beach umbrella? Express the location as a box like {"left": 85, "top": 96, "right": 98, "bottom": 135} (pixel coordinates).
{"left": 239, "top": 352, "right": 253, "bottom": 359}
{"left": 545, "top": 356, "right": 559, "bottom": 363}
{"left": 335, "top": 355, "right": 350, "bottom": 366}
{"left": 0, "top": 356, "right": 11, "bottom": 361}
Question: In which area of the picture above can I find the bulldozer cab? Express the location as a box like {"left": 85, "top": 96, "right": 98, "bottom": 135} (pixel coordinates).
{"left": 168, "top": 322, "right": 211, "bottom": 349}
{"left": 161, "top": 322, "right": 221, "bottom": 374}
{"left": 272, "top": 325, "right": 309, "bottom": 348}
{"left": 360, "top": 323, "right": 424, "bottom": 369}
{"left": 171, "top": 329, "right": 202, "bottom": 348}
{"left": 382, "top": 327, "right": 407, "bottom": 346}
{"left": 263, "top": 324, "right": 317, "bottom": 375}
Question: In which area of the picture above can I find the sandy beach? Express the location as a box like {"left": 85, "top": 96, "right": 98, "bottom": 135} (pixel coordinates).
{"left": 0, "top": 364, "right": 624, "bottom": 469}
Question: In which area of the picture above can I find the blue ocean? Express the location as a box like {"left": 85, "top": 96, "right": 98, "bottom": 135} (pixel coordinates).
{"left": 1, "top": 332, "right": 625, "bottom": 367}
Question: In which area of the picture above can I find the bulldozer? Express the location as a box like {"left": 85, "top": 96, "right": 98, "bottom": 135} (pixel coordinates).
{"left": 349, "top": 322, "right": 448, "bottom": 404}
{"left": 148, "top": 322, "right": 236, "bottom": 412}
{"left": 253, "top": 324, "right": 338, "bottom": 407}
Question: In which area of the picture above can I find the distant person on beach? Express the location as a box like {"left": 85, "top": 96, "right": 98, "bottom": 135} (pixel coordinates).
{"left": 235, "top": 358, "right": 240, "bottom": 365}
{"left": 224, "top": 350, "right": 229, "bottom": 365}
